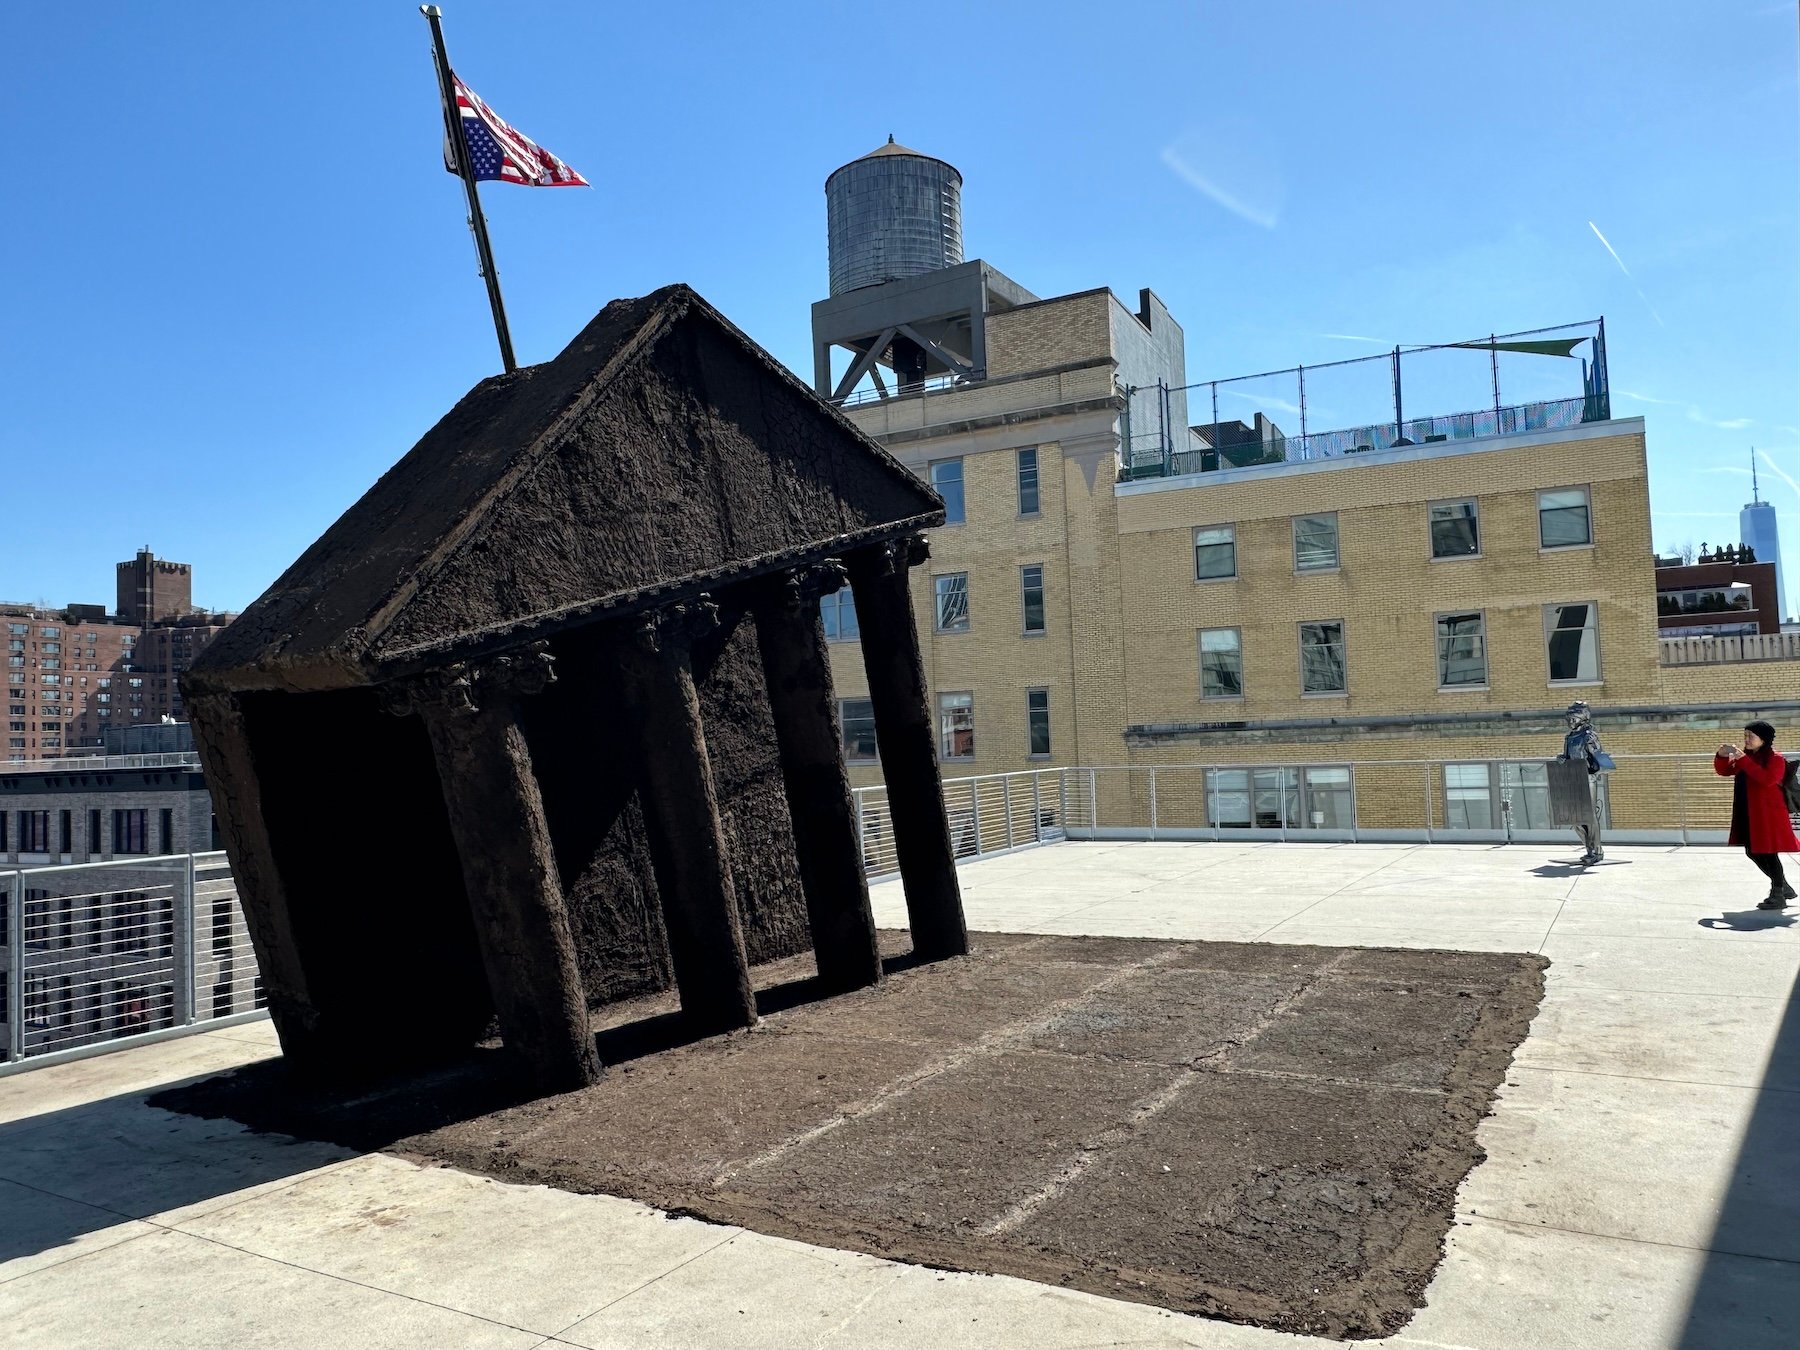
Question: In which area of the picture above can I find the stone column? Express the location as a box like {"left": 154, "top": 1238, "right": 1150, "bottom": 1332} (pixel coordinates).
{"left": 185, "top": 690, "right": 323, "bottom": 1064}
{"left": 614, "top": 601, "right": 758, "bottom": 1035}
{"left": 846, "top": 537, "right": 968, "bottom": 960}
{"left": 752, "top": 564, "right": 883, "bottom": 993}
{"left": 402, "top": 649, "right": 601, "bottom": 1092}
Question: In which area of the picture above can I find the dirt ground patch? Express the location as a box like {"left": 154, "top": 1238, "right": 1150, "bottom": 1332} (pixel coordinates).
{"left": 159, "top": 932, "right": 1545, "bottom": 1339}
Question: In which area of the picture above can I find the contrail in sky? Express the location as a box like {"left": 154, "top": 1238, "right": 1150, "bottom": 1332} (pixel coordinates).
{"left": 1587, "top": 222, "right": 1665, "bottom": 326}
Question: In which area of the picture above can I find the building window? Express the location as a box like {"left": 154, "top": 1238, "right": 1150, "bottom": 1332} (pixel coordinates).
{"left": 1206, "top": 766, "right": 1355, "bottom": 830}
{"left": 1199, "top": 628, "right": 1244, "bottom": 699}
{"left": 159, "top": 808, "right": 174, "bottom": 855}
{"left": 1545, "top": 602, "right": 1601, "bottom": 683}
{"left": 42, "top": 642, "right": 59, "bottom": 655}
{"left": 1445, "top": 761, "right": 1588, "bottom": 831}
{"left": 113, "top": 809, "right": 149, "bottom": 855}
{"left": 938, "top": 691, "right": 974, "bottom": 760}
{"left": 819, "top": 589, "right": 859, "bottom": 642}
{"left": 89, "top": 809, "right": 101, "bottom": 855}
{"left": 1193, "top": 525, "right": 1237, "bottom": 581}
{"left": 59, "top": 810, "right": 72, "bottom": 854}
{"left": 1026, "top": 688, "right": 1051, "bottom": 757}
{"left": 1436, "top": 612, "right": 1488, "bottom": 688}
{"left": 1539, "top": 486, "right": 1592, "bottom": 548}
{"left": 1020, "top": 565, "right": 1046, "bottom": 634}
{"left": 838, "top": 698, "right": 877, "bottom": 761}
{"left": 1299, "top": 621, "right": 1347, "bottom": 694}
{"left": 1293, "top": 513, "right": 1340, "bottom": 571}
{"left": 934, "top": 573, "right": 970, "bottom": 632}
{"left": 20, "top": 810, "right": 51, "bottom": 852}
{"left": 1016, "top": 447, "right": 1041, "bottom": 516}
{"left": 40, "top": 626, "right": 59, "bottom": 637}
{"left": 930, "top": 458, "right": 965, "bottom": 524}
{"left": 1428, "top": 499, "right": 1480, "bottom": 558}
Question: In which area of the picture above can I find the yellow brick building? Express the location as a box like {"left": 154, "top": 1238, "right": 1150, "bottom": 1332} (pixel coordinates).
{"left": 817, "top": 283, "right": 1799, "bottom": 842}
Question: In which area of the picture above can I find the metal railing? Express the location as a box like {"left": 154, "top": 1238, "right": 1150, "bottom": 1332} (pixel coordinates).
{"left": 1660, "top": 632, "right": 1800, "bottom": 665}
{"left": 1126, "top": 396, "right": 1597, "bottom": 480}
{"left": 2, "top": 851, "right": 263, "bottom": 1076}
{"left": 853, "top": 768, "right": 1067, "bottom": 879}
{"left": 1, "top": 751, "right": 202, "bottom": 773}
{"left": 1, "top": 756, "right": 1749, "bottom": 1075}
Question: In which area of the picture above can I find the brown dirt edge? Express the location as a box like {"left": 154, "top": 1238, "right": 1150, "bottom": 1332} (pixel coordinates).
{"left": 156, "top": 932, "right": 1549, "bottom": 1341}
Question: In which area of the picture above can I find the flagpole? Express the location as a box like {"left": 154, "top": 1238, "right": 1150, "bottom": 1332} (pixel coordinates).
{"left": 422, "top": 5, "right": 518, "bottom": 374}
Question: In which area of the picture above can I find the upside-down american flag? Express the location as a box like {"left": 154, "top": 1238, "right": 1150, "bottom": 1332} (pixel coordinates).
{"left": 444, "top": 72, "right": 588, "bottom": 187}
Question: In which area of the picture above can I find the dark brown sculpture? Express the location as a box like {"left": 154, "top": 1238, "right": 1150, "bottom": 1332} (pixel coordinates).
{"left": 182, "top": 285, "right": 967, "bottom": 1092}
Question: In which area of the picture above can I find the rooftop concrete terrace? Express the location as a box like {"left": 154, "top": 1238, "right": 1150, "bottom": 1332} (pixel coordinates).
{"left": 3, "top": 841, "right": 1798, "bottom": 1348}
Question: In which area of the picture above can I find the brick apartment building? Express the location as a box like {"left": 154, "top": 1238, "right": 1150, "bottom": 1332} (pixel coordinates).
{"left": 809, "top": 141, "right": 1800, "bottom": 836}
{"left": 4, "top": 550, "right": 234, "bottom": 761}
{"left": 1653, "top": 545, "right": 1781, "bottom": 637}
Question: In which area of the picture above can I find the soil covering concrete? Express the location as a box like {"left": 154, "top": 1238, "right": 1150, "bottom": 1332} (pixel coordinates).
{"left": 158, "top": 932, "right": 1546, "bottom": 1339}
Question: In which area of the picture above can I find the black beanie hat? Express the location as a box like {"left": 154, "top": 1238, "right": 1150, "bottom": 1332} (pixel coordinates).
{"left": 1745, "top": 720, "right": 1777, "bottom": 746}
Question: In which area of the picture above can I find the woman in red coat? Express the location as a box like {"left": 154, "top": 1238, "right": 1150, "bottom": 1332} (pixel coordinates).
{"left": 1714, "top": 720, "right": 1799, "bottom": 910}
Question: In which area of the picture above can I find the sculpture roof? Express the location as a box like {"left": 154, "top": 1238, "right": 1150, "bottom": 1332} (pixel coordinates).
{"left": 190, "top": 284, "right": 942, "bottom": 693}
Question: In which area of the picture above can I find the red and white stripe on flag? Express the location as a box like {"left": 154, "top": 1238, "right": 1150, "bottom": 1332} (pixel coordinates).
{"left": 444, "top": 73, "right": 589, "bottom": 188}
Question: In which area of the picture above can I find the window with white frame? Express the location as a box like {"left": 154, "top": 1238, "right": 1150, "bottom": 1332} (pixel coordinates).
{"left": 819, "top": 589, "right": 859, "bottom": 642}
{"left": 1199, "top": 628, "right": 1243, "bottom": 698}
{"left": 1299, "top": 621, "right": 1347, "bottom": 694}
{"left": 1293, "top": 513, "right": 1340, "bottom": 571}
{"left": 934, "top": 573, "right": 970, "bottom": 632}
{"left": 838, "top": 698, "right": 876, "bottom": 761}
{"left": 938, "top": 691, "right": 974, "bottom": 760}
{"left": 1538, "top": 486, "right": 1592, "bottom": 548}
{"left": 1435, "top": 612, "right": 1488, "bottom": 688}
{"left": 1545, "top": 602, "right": 1600, "bottom": 683}
{"left": 1193, "top": 525, "right": 1237, "bottom": 580}
{"left": 1026, "top": 688, "right": 1051, "bottom": 757}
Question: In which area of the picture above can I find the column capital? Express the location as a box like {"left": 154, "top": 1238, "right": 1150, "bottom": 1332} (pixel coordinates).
{"left": 764, "top": 559, "right": 849, "bottom": 610}
{"left": 632, "top": 595, "right": 720, "bottom": 656}
{"left": 848, "top": 534, "right": 930, "bottom": 580}
{"left": 382, "top": 643, "right": 556, "bottom": 719}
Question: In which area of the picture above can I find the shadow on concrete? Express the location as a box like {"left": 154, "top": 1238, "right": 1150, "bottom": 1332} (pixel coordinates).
{"left": 0, "top": 1074, "right": 355, "bottom": 1268}
{"left": 1675, "top": 959, "right": 1800, "bottom": 1347}
{"left": 1699, "top": 911, "right": 1799, "bottom": 933}
{"left": 1530, "top": 858, "right": 1635, "bottom": 878}
{"left": 146, "top": 946, "right": 931, "bottom": 1161}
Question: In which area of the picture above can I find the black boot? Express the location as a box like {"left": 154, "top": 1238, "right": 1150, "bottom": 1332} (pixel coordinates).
{"left": 1757, "top": 885, "right": 1788, "bottom": 911}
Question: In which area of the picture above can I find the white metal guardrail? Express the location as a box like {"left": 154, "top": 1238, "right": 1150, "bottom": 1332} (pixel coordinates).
{"left": 1, "top": 751, "right": 203, "bottom": 773}
{"left": 2, "top": 755, "right": 1744, "bottom": 1074}
{"left": 1, "top": 851, "right": 263, "bottom": 1077}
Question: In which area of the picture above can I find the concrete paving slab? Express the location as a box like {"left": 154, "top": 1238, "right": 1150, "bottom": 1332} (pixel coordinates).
{"left": 0, "top": 1226, "right": 544, "bottom": 1350}
{"left": 1461, "top": 1066, "right": 1800, "bottom": 1259}
{"left": 0, "top": 1178, "right": 155, "bottom": 1286}
{"left": 0, "top": 1101, "right": 354, "bottom": 1223}
{"left": 1514, "top": 985, "right": 1800, "bottom": 1090}
{"left": 175, "top": 1152, "right": 741, "bottom": 1336}
{"left": 1551, "top": 902, "right": 1800, "bottom": 942}
{"left": 0, "top": 1032, "right": 275, "bottom": 1126}
{"left": 1257, "top": 924, "right": 1548, "bottom": 952}
{"left": 1393, "top": 1215, "right": 1800, "bottom": 1350}
{"left": 1539, "top": 934, "right": 1800, "bottom": 997}
{"left": 559, "top": 1226, "right": 1315, "bottom": 1350}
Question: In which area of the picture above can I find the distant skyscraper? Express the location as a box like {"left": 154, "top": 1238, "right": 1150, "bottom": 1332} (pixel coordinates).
{"left": 1741, "top": 452, "right": 1787, "bottom": 622}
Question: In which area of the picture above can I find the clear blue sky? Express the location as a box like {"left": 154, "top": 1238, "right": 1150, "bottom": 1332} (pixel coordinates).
{"left": 3, "top": 2, "right": 1797, "bottom": 614}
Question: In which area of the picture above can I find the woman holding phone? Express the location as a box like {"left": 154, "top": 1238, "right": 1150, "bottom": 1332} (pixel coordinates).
{"left": 1714, "top": 721, "right": 1799, "bottom": 910}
